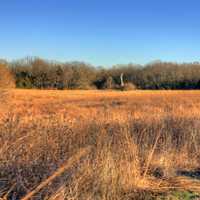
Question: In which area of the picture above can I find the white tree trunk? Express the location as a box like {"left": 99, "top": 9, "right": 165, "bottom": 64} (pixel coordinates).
{"left": 120, "top": 73, "right": 124, "bottom": 87}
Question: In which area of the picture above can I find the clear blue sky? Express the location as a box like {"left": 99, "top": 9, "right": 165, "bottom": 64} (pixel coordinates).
{"left": 0, "top": 0, "right": 200, "bottom": 66}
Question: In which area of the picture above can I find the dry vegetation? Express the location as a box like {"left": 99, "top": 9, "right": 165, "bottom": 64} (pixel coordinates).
{"left": 0, "top": 89, "right": 200, "bottom": 199}
{"left": 0, "top": 63, "right": 15, "bottom": 89}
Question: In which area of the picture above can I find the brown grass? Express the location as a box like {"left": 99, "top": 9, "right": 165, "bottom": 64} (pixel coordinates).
{"left": 0, "top": 89, "right": 200, "bottom": 199}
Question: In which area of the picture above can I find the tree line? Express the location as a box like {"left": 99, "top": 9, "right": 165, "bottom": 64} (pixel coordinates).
{"left": 1, "top": 57, "right": 200, "bottom": 90}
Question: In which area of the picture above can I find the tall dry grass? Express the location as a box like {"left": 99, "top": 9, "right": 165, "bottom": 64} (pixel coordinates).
{"left": 0, "top": 90, "right": 200, "bottom": 199}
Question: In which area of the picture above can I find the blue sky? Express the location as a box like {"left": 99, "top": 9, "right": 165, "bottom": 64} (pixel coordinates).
{"left": 0, "top": 0, "right": 200, "bottom": 66}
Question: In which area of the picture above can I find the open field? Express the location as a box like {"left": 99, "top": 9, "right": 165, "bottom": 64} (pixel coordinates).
{"left": 1, "top": 89, "right": 200, "bottom": 199}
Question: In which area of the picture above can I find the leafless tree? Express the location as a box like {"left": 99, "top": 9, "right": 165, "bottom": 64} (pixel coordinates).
{"left": 0, "top": 63, "right": 15, "bottom": 88}
{"left": 120, "top": 73, "right": 124, "bottom": 87}
{"left": 0, "top": 63, "right": 15, "bottom": 107}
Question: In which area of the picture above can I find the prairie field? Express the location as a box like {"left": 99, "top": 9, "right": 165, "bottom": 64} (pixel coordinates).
{"left": 1, "top": 89, "right": 200, "bottom": 199}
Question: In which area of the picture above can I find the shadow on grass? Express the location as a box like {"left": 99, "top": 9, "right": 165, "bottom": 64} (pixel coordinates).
{"left": 177, "top": 169, "right": 200, "bottom": 180}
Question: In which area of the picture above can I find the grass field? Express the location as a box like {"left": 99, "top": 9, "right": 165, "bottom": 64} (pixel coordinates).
{"left": 1, "top": 89, "right": 200, "bottom": 199}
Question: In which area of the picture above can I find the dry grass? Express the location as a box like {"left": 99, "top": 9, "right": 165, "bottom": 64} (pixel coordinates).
{"left": 0, "top": 89, "right": 200, "bottom": 199}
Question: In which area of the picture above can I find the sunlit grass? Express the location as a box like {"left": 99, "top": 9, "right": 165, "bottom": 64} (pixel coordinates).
{"left": 0, "top": 89, "right": 200, "bottom": 199}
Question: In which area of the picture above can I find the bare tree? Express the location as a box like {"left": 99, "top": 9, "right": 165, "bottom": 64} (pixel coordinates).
{"left": 120, "top": 73, "right": 124, "bottom": 87}
{"left": 0, "top": 63, "right": 15, "bottom": 88}
{"left": 0, "top": 64, "right": 15, "bottom": 109}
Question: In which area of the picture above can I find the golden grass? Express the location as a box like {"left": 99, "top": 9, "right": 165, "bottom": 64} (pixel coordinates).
{"left": 0, "top": 89, "right": 200, "bottom": 199}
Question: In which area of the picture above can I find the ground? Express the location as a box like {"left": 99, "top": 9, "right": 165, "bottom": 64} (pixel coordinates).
{"left": 0, "top": 89, "right": 200, "bottom": 199}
